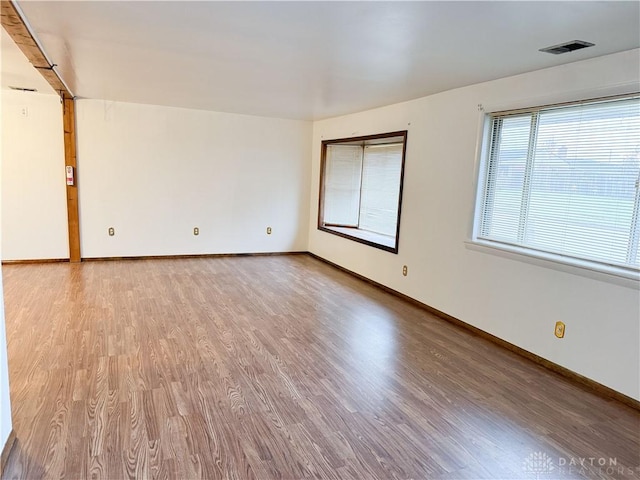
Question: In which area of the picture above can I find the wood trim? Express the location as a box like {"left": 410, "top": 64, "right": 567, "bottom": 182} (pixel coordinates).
{"left": 63, "top": 97, "right": 81, "bottom": 262}
{"left": 318, "top": 226, "right": 397, "bottom": 253}
{"left": 2, "top": 258, "right": 69, "bottom": 265}
{"left": 317, "top": 141, "right": 328, "bottom": 234}
{"left": 320, "top": 130, "right": 409, "bottom": 145}
{"left": 317, "top": 130, "right": 408, "bottom": 254}
{"left": 1, "top": 252, "right": 303, "bottom": 265}
{"left": 82, "top": 251, "right": 308, "bottom": 262}
{"left": 394, "top": 131, "right": 408, "bottom": 252}
{"left": 307, "top": 252, "right": 640, "bottom": 412}
{"left": 0, "top": 430, "right": 16, "bottom": 476}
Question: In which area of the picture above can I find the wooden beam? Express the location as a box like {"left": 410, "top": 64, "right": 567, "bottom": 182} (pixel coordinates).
{"left": 0, "top": 1, "right": 69, "bottom": 97}
{"left": 1, "top": 0, "right": 81, "bottom": 261}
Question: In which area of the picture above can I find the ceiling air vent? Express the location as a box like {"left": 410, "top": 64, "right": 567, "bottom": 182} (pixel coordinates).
{"left": 9, "top": 86, "right": 37, "bottom": 92}
{"left": 539, "top": 40, "right": 594, "bottom": 55}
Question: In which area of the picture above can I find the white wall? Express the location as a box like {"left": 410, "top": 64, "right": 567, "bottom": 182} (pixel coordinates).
{"left": 1, "top": 90, "right": 68, "bottom": 261}
{"left": 308, "top": 49, "right": 640, "bottom": 400}
{"left": 0, "top": 267, "right": 11, "bottom": 455}
{"left": 77, "top": 100, "right": 311, "bottom": 257}
{"left": 0, "top": 93, "right": 14, "bottom": 452}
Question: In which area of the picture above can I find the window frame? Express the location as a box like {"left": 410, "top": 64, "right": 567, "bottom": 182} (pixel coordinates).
{"left": 471, "top": 93, "right": 640, "bottom": 281}
{"left": 318, "top": 130, "right": 408, "bottom": 254}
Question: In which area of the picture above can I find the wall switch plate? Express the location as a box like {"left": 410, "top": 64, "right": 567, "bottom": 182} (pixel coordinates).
{"left": 267, "top": 227, "right": 272, "bottom": 235}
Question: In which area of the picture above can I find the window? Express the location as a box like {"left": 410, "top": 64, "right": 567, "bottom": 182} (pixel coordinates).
{"left": 474, "top": 94, "right": 640, "bottom": 275}
{"left": 318, "top": 131, "right": 407, "bottom": 253}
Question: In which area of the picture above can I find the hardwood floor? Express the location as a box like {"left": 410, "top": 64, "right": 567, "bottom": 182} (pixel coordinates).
{"left": 1, "top": 255, "right": 638, "bottom": 479}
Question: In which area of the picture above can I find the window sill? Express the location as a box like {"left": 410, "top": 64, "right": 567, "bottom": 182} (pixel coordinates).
{"left": 465, "top": 239, "right": 639, "bottom": 289}
{"left": 319, "top": 225, "right": 398, "bottom": 253}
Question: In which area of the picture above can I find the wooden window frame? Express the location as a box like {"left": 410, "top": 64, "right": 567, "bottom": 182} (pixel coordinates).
{"left": 318, "top": 130, "right": 408, "bottom": 254}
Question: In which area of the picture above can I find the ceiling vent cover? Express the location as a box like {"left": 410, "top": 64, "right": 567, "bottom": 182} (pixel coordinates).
{"left": 539, "top": 40, "right": 595, "bottom": 55}
{"left": 8, "top": 86, "right": 37, "bottom": 92}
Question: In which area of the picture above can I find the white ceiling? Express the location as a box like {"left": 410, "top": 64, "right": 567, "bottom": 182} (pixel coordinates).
{"left": 7, "top": 1, "right": 640, "bottom": 120}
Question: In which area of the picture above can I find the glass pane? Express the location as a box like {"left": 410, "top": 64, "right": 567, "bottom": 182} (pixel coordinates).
{"left": 526, "top": 98, "right": 640, "bottom": 267}
{"left": 323, "top": 145, "right": 363, "bottom": 226}
{"left": 481, "top": 115, "right": 532, "bottom": 242}
{"left": 359, "top": 144, "right": 403, "bottom": 236}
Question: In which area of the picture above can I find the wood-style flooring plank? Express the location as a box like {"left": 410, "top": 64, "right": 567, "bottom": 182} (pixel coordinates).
{"left": 1, "top": 255, "right": 639, "bottom": 479}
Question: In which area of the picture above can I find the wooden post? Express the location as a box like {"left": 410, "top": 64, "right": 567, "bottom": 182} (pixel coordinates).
{"left": 63, "top": 96, "right": 81, "bottom": 262}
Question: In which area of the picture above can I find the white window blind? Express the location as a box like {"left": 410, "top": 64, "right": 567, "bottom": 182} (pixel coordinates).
{"left": 360, "top": 144, "right": 403, "bottom": 236}
{"left": 323, "top": 145, "right": 363, "bottom": 226}
{"left": 478, "top": 95, "right": 640, "bottom": 271}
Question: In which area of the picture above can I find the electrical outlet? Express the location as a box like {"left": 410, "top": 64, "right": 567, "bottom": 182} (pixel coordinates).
{"left": 402, "top": 265, "right": 408, "bottom": 276}
{"left": 266, "top": 227, "right": 272, "bottom": 235}
{"left": 108, "top": 227, "right": 115, "bottom": 236}
{"left": 554, "top": 321, "right": 565, "bottom": 338}
{"left": 193, "top": 227, "right": 199, "bottom": 236}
